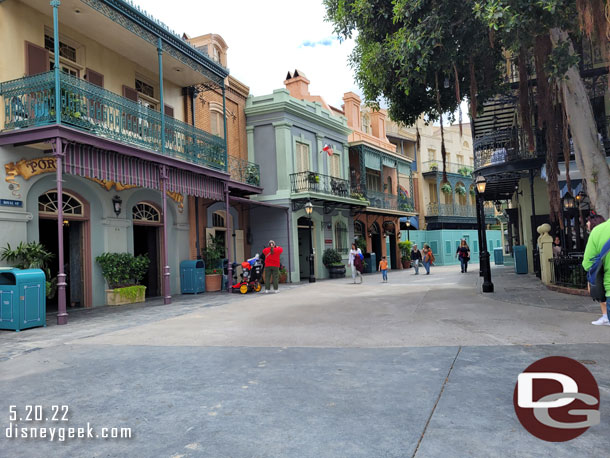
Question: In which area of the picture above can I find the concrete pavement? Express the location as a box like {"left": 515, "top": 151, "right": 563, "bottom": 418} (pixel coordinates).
{"left": 1, "top": 265, "right": 609, "bottom": 457}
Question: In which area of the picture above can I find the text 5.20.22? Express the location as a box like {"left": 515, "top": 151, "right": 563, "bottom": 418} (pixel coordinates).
{"left": 9, "top": 405, "right": 69, "bottom": 422}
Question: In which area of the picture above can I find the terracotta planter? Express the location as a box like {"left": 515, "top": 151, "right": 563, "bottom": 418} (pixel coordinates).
{"left": 279, "top": 272, "right": 287, "bottom": 284}
{"left": 205, "top": 274, "right": 222, "bottom": 292}
{"left": 105, "top": 286, "right": 146, "bottom": 306}
{"left": 401, "top": 259, "right": 411, "bottom": 269}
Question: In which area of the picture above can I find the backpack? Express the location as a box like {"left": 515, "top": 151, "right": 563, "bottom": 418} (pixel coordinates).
{"left": 587, "top": 237, "right": 610, "bottom": 302}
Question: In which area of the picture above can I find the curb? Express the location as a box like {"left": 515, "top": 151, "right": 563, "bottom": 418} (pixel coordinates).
{"left": 545, "top": 284, "right": 590, "bottom": 297}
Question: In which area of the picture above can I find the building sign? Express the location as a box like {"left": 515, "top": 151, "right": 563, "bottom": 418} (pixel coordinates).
{"left": 325, "top": 239, "right": 333, "bottom": 244}
{"left": 0, "top": 199, "right": 23, "bottom": 207}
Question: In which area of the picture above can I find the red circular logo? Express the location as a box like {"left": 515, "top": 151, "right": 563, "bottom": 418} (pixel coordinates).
{"left": 513, "top": 356, "right": 600, "bottom": 442}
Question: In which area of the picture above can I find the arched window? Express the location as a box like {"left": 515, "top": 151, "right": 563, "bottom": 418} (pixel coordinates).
{"left": 38, "top": 191, "right": 84, "bottom": 216}
{"left": 132, "top": 202, "right": 161, "bottom": 223}
{"left": 212, "top": 211, "right": 225, "bottom": 228}
{"left": 334, "top": 221, "right": 348, "bottom": 254}
{"left": 354, "top": 220, "right": 364, "bottom": 239}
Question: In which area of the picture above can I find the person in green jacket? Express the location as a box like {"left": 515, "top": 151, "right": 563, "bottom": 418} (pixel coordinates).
{"left": 582, "top": 215, "right": 610, "bottom": 326}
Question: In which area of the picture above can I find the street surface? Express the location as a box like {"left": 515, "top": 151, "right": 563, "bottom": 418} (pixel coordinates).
{"left": 1, "top": 265, "right": 609, "bottom": 457}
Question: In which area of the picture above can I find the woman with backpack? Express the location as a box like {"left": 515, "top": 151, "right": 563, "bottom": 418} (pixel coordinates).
{"left": 349, "top": 242, "right": 363, "bottom": 284}
{"left": 422, "top": 243, "right": 434, "bottom": 275}
{"left": 582, "top": 213, "right": 610, "bottom": 326}
{"left": 456, "top": 239, "right": 471, "bottom": 273}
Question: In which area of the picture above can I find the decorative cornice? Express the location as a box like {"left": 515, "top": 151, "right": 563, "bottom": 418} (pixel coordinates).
{"left": 0, "top": 209, "right": 33, "bottom": 223}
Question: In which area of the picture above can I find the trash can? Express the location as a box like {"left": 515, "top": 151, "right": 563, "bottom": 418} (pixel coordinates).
{"left": 180, "top": 260, "right": 205, "bottom": 294}
{"left": 0, "top": 268, "right": 46, "bottom": 331}
{"left": 366, "top": 253, "right": 376, "bottom": 273}
{"left": 513, "top": 245, "right": 528, "bottom": 274}
{"left": 494, "top": 247, "right": 504, "bottom": 265}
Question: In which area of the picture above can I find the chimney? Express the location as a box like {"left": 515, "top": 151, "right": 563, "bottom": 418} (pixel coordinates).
{"left": 342, "top": 92, "right": 361, "bottom": 130}
{"left": 284, "top": 69, "right": 311, "bottom": 100}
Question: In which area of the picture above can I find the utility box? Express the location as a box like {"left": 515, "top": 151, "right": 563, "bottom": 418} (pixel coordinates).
{"left": 0, "top": 268, "right": 46, "bottom": 331}
{"left": 494, "top": 248, "right": 504, "bottom": 265}
{"left": 180, "top": 260, "right": 205, "bottom": 294}
{"left": 513, "top": 246, "right": 528, "bottom": 274}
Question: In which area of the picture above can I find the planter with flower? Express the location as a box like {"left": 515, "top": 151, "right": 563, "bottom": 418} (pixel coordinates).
{"left": 279, "top": 264, "right": 288, "bottom": 283}
{"left": 322, "top": 248, "right": 346, "bottom": 278}
{"left": 455, "top": 184, "right": 467, "bottom": 196}
{"left": 398, "top": 240, "right": 413, "bottom": 269}
{"left": 96, "top": 252, "right": 150, "bottom": 305}
{"left": 202, "top": 233, "right": 225, "bottom": 292}
{"left": 441, "top": 183, "right": 453, "bottom": 194}
{"left": 429, "top": 162, "right": 438, "bottom": 172}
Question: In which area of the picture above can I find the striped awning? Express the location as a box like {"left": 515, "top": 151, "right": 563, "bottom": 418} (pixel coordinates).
{"left": 64, "top": 144, "right": 224, "bottom": 201}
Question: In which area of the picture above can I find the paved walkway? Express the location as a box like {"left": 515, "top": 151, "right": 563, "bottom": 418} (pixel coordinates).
{"left": 1, "top": 265, "right": 608, "bottom": 457}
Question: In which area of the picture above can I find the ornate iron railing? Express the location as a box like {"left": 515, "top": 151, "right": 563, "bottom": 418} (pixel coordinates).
{"left": 473, "top": 127, "right": 545, "bottom": 170}
{"left": 421, "top": 161, "right": 474, "bottom": 177}
{"left": 548, "top": 256, "right": 587, "bottom": 289}
{"left": 427, "top": 203, "right": 495, "bottom": 218}
{"left": 227, "top": 155, "right": 261, "bottom": 186}
{"left": 0, "top": 71, "right": 226, "bottom": 170}
{"left": 290, "top": 171, "right": 351, "bottom": 198}
{"left": 366, "top": 190, "right": 398, "bottom": 211}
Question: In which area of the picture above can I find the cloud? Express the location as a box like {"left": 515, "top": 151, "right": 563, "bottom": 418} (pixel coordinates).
{"left": 301, "top": 37, "right": 336, "bottom": 48}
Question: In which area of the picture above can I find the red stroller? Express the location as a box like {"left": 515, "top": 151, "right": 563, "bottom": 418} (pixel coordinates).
{"left": 231, "top": 255, "right": 263, "bottom": 294}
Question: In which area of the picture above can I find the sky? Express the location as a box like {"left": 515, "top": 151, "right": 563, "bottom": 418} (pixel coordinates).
{"left": 130, "top": 0, "right": 361, "bottom": 109}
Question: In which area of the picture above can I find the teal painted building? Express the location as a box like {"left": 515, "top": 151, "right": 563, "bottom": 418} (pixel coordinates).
{"left": 401, "top": 229, "right": 502, "bottom": 266}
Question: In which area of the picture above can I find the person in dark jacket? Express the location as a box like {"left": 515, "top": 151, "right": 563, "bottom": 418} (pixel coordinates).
{"left": 411, "top": 244, "right": 422, "bottom": 275}
{"left": 456, "top": 239, "right": 471, "bottom": 273}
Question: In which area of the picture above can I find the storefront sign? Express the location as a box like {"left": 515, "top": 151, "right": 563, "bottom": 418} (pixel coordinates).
{"left": 5, "top": 157, "right": 57, "bottom": 180}
{"left": 325, "top": 239, "right": 333, "bottom": 244}
{"left": 0, "top": 199, "right": 23, "bottom": 207}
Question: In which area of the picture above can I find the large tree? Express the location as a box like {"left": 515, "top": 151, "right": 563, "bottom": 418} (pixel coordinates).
{"left": 325, "top": 0, "right": 610, "bottom": 219}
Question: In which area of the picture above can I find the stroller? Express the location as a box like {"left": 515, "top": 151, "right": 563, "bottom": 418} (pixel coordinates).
{"left": 231, "top": 254, "right": 263, "bottom": 294}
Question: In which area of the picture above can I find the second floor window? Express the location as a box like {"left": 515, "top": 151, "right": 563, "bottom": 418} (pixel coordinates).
{"left": 210, "top": 111, "right": 223, "bottom": 137}
{"left": 135, "top": 79, "right": 155, "bottom": 99}
{"left": 428, "top": 148, "right": 436, "bottom": 161}
{"left": 44, "top": 34, "right": 76, "bottom": 62}
{"left": 296, "top": 142, "right": 310, "bottom": 173}
{"left": 329, "top": 153, "right": 341, "bottom": 178}
{"left": 366, "top": 171, "right": 381, "bottom": 192}
{"left": 429, "top": 182, "right": 438, "bottom": 203}
{"left": 457, "top": 154, "right": 464, "bottom": 165}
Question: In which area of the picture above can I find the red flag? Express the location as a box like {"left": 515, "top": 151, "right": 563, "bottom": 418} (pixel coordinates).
{"left": 322, "top": 144, "right": 334, "bottom": 156}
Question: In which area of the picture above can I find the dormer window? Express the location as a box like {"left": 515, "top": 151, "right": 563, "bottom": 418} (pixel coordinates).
{"left": 361, "top": 113, "right": 370, "bottom": 134}
{"left": 212, "top": 46, "right": 220, "bottom": 63}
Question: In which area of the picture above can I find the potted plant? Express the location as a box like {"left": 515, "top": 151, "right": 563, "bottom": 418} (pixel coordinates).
{"left": 398, "top": 240, "right": 413, "bottom": 268}
{"left": 469, "top": 187, "right": 476, "bottom": 196}
{"left": 458, "top": 166, "right": 473, "bottom": 177}
{"left": 322, "top": 248, "right": 346, "bottom": 278}
{"left": 0, "top": 241, "right": 57, "bottom": 299}
{"left": 429, "top": 162, "right": 438, "bottom": 171}
{"left": 279, "top": 264, "right": 288, "bottom": 283}
{"left": 96, "top": 252, "right": 150, "bottom": 305}
{"left": 455, "top": 184, "right": 467, "bottom": 195}
{"left": 308, "top": 172, "right": 320, "bottom": 184}
{"left": 202, "top": 233, "right": 225, "bottom": 292}
{"left": 441, "top": 183, "right": 452, "bottom": 194}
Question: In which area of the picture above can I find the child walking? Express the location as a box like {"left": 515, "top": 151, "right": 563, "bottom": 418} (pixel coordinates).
{"left": 379, "top": 256, "right": 388, "bottom": 282}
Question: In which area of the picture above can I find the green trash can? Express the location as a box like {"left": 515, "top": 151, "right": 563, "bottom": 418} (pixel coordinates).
{"left": 493, "top": 248, "right": 504, "bottom": 265}
{"left": 0, "top": 268, "right": 46, "bottom": 331}
{"left": 513, "top": 246, "right": 528, "bottom": 274}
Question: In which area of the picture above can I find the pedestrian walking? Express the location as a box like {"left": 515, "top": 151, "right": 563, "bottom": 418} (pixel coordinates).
{"left": 262, "top": 240, "right": 283, "bottom": 293}
{"left": 422, "top": 243, "right": 434, "bottom": 275}
{"left": 552, "top": 236, "right": 562, "bottom": 258}
{"left": 411, "top": 244, "right": 422, "bottom": 275}
{"left": 349, "top": 243, "right": 363, "bottom": 284}
{"left": 456, "top": 239, "right": 471, "bottom": 273}
{"left": 582, "top": 213, "right": 610, "bottom": 326}
{"left": 379, "top": 256, "right": 388, "bottom": 282}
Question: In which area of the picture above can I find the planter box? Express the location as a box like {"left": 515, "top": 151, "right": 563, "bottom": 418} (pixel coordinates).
{"left": 205, "top": 274, "right": 222, "bottom": 292}
{"left": 105, "top": 286, "right": 146, "bottom": 306}
{"left": 401, "top": 259, "right": 411, "bottom": 269}
{"left": 327, "top": 265, "right": 346, "bottom": 279}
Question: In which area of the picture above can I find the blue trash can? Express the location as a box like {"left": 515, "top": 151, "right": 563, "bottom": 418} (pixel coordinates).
{"left": 494, "top": 247, "right": 504, "bottom": 265}
{"left": 0, "top": 268, "right": 46, "bottom": 331}
{"left": 513, "top": 246, "right": 528, "bottom": 274}
{"left": 180, "top": 260, "right": 205, "bottom": 294}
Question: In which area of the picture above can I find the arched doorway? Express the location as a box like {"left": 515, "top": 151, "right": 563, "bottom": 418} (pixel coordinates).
{"left": 297, "top": 216, "right": 313, "bottom": 280}
{"left": 132, "top": 202, "right": 162, "bottom": 297}
{"left": 38, "top": 189, "right": 91, "bottom": 309}
{"left": 369, "top": 222, "right": 382, "bottom": 270}
{"left": 383, "top": 220, "right": 398, "bottom": 270}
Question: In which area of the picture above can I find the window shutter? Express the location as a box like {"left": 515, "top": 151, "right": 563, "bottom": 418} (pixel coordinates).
{"left": 122, "top": 85, "right": 138, "bottom": 102}
{"left": 25, "top": 41, "right": 50, "bottom": 76}
{"left": 164, "top": 105, "right": 174, "bottom": 118}
{"left": 85, "top": 68, "right": 104, "bottom": 87}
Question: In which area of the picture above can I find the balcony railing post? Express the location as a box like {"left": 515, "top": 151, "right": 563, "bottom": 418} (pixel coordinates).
{"left": 222, "top": 84, "right": 228, "bottom": 171}
{"left": 51, "top": 0, "right": 61, "bottom": 125}
{"left": 157, "top": 37, "right": 165, "bottom": 154}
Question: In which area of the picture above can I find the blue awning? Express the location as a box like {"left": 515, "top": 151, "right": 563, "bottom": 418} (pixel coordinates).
{"left": 399, "top": 216, "right": 419, "bottom": 229}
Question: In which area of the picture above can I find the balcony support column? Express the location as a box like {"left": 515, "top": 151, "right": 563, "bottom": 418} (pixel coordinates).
{"left": 477, "top": 189, "right": 494, "bottom": 293}
{"left": 54, "top": 137, "right": 68, "bottom": 325}
{"left": 51, "top": 0, "right": 61, "bottom": 125}
{"left": 160, "top": 166, "right": 171, "bottom": 304}
{"left": 224, "top": 183, "right": 232, "bottom": 291}
{"left": 157, "top": 37, "right": 165, "bottom": 154}
{"left": 222, "top": 83, "right": 228, "bottom": 169}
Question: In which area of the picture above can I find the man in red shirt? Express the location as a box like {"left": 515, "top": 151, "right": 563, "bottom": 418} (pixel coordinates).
{"left": 262, "top": 240, "right": 283, "bottom": 293}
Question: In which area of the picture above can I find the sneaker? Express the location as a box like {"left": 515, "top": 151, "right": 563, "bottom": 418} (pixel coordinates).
{"left": 264, "top": 290, "right": 269, "bottom": 294}
{"left": 591, "top": 316, "right": 609, "bottom": 326}
{"left": 274, "top": 290, "right": 279, "bottom": 294}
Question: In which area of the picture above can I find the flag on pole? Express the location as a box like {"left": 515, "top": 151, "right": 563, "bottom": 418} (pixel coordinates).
{"left": 322, "top": 144, "right": 334, "bottom": 156}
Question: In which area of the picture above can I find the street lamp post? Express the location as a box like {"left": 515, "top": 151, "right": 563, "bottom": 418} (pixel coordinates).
{"left": 476, "top": 176, "right": 494, "bottom": 293}
{"left": 406, "top": 219, "right": 411, "bottom": 241}
{"left": 304, "top": 201, "right": 316, "bottom": 283}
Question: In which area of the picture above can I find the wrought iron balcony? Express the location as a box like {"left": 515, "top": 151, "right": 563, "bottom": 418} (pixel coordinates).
{"left": 427, "top": 203, "right": 495, "bottom": 218}
{"left": 366, "top": 190, "right": 398, "bottom": 211}
{"left": 474, "top": 127, "right": 545, "bottom": 170}
{"left": 227, "top": 155, "right": 260, "bottom": 186}
{"left": 421, "top": 161, "right": 474, "bottom": 177}
{"left": 290, "top": 171, "right": 352, "bottom": 198}
{"left": 0, "top": 71, "right": 226, "bottom": 170}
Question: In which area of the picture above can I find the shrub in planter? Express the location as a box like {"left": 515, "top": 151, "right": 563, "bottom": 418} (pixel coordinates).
{"left": 279, "top": 265, "right": 288, "bottom": 283}
{"left": 322, "top": 248, "right": 346, "bottom": 278}
{"left": 202, "top": 233, "right": 225, "bottom": 291}
{"left": 441, "top": 183, "right": 452, "bottom": 194}
{"left": 429, "top": 162, "right": 438, "bottom": 171}
{"left": 398, "top": 240, "right": 413, "bottom": 268}
{"left": 96, "top": 252, "right": 150, "bottom": 305}
{"left": 455, "top": 185, "right": 467, "bottom": 195}
{"left": 0, "top": 241, "right": 57, "bottom": 299}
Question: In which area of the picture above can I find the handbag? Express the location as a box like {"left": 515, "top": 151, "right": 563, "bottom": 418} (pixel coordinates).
{"left": 587, "top": 238, "right": 610, "bottom": 302}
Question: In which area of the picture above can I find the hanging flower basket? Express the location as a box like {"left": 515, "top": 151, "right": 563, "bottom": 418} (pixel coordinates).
{"left": 441, "top": 183, "right": 452, "bottom": 194}
{"left": 455, "top": 185, "right": 467, "bottom": 195}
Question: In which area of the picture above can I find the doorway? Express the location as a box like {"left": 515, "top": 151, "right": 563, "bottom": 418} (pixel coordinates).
{"left": 388, "top": 233, "right": 397, "bottom": 269}
{"left": 38, "top": 190, "right": 90, "bottom": 310}
{"left": 132, "top": 202, "right": 162, "bottom": 298}
{"left": 297, "top": 217, "right": 312, "bottom": 280}
{"left": 370, "top": 222, "right": 382, "bottom": 270}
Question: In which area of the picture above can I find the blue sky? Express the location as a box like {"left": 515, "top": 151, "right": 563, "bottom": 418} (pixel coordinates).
{"left": 131, "top": 0, "right": 361, "bottom": 108}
